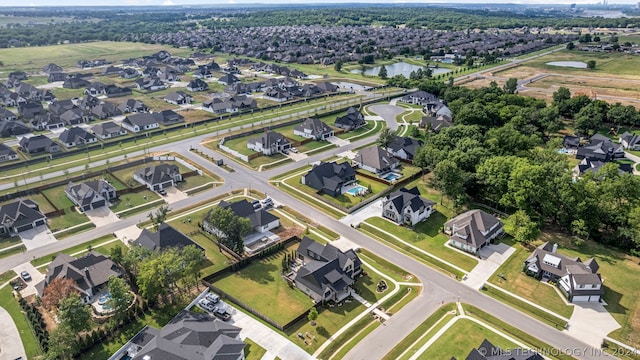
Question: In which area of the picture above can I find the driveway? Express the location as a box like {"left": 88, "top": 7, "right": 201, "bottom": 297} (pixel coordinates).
{"left": 114, "top": 225, "right": 143, "bottom": 244}
{"left": 460, "top": 243, "right": 516, "bottom": 290}
{"left": 164, "top": 186, "right": 188, "bottom": 204}
{"left": 84, "top": 207, "right": 120, "bottom": 227}
{"left": 0, "top": 305, "right": 26, "bottom": 360}
{"left": 13, "top": 262, "right": 45, "bottom": 298}
{"left": 326, "top": 136, "right": 350, "bottom": 147}
{"left": 565, "top": 302, "right": 621, "bottom": 348}
{"left": 289, "top": 152, "right": 308, "bottom": 162}
{"left": 19, "top": 226, "right": 57, "bottom": 251}
{"left": 340, "top": 200, "right": 383, "bottom": 226}
{"left": 368, "top": 104, "right": 404, "bottom": 131}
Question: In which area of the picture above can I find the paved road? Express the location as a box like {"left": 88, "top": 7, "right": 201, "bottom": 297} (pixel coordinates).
{"left": 0, "top": 306, "right": 26, "bottom": 360}
{"left": 0, "top": 88, "right": 616, "bottom": 359}
{"left": 367, "top": 104, "right": 404, "bottom": 131}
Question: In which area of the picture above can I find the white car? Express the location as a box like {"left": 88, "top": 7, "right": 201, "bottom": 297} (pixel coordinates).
{"left": 198, "top": 298, "right": 215, "bottom": 311}
{"left": 205, "top": 292, "right": 220, "bottom": 304}
{"left": 290, "top": 147, "right": 298, "bottom": 153}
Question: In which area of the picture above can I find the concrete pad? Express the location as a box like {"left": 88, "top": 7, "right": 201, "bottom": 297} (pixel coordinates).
{"left": 37, "top": 81, "right": 63, "bottom": 89}
{"left": 13, "top": 262, "right": 45, "bottom": 298}
{"left": 19, "top": 226, "right": 57, "bottom": 251}
{"left": 330, "top": 237, "right": 360, "bottom": 252}
{"left": 84, "top": 207, "right": 120, "bottom": 227}
{"left": 565, "top": 303, "right": 621, "bottom": 348}
{"left": 288, "top": 152, "right": 308, "bottom": 162}
{"left": 336, "top": 150, "right": 357, "bottom": 160}
{"left": 0, "top": 306, "right": 27, "bottom": 360}
{"left": 461, "top": 243, "right": 516, "bottom": 290}
{"left": 364, "top": 116, "right": 383, "bottom": 121}
{"left": 340, "top": 200, "right": 383, "bottom": 226}
{"left": 114, "top": 225, "right": 144, "bottom": 245}
{"left": 164, "top": 186, "right": 188, "bottom": 203}
{"left": 326, "top": 136, "right": 350, "bottom": 147}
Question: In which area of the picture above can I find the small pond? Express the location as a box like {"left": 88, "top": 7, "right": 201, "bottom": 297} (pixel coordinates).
{"left": 351, "top": 61, "right": 451, "bottom": 77}
{"left": 546, "top": 61, "right": 587, "bottom": 69}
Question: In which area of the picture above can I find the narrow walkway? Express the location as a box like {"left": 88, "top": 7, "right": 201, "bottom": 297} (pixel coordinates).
{"left": 0, "top": 304, "right": 26, "bottom": 360}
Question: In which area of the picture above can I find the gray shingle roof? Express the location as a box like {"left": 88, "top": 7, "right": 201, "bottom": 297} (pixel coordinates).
{"left": 444, "top": 210, "right": 502, "bottom": 250}
{"left": 134, "top": 222, "right": 204, "bottom": 252}
{"left": 353, "top": 146, "right": 399, "bottom": 171}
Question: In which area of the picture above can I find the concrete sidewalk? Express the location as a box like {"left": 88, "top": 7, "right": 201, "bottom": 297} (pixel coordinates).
{"left": 461, "top": 243, "right": 516, "bottom": 290}
{"left": 0, "top": 305, "right": 26, "bottom": 360}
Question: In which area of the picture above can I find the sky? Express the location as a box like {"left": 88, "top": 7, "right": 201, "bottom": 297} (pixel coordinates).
{"left": 2, "top": 0, "right": 639, "bottom": 8}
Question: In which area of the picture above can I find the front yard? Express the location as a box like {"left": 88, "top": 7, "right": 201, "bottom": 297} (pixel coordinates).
{"left": 47, "top": 210, "right": 93, "bottom": 233}
{"left": 109, "top": 190, "right": 161, "bottom": 214}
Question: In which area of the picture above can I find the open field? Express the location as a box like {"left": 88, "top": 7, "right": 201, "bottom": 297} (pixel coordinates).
{"left": 0, "top": 41, "right": 192, "bottom": 73}
{"left": 528, "top": 75, "right": 640, "bottom": 99}
{"left": 517, "top": 50, "right": 640, "bottom": 79}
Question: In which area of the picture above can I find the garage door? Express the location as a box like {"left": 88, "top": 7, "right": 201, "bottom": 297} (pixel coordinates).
{"left": 92, "top": 200, "right": 105, "bottom": 209}
{"left": 35, "top": 219, "right": 46, "bottom": 227}
{"left": 573, "top": 295, "right": 598, "bottom": 302}
{"left": 16, "top": 223, "right": 34, "bottom": 232}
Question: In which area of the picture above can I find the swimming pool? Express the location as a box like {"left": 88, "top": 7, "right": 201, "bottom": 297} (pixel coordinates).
{"left": 558, "top": 148, "right": 568, "bottom": 154}
{"left": 345, "top": 185, "right": 367, "bottom": 196}
{"left": 382, "top": 173, "right": 401, "bottom": 181}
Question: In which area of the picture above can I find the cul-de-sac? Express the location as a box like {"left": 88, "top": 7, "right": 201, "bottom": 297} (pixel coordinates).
{"left": 1, "top": 3, "right": 640, "bottom": 360}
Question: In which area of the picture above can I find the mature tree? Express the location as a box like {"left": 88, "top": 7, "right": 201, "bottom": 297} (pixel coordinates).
{"left": 414, "top": 144, "right": 446, "bottom": 172}
{"left": 507, "top": 210, "right": 540, "bottom": 244}
{"left": 607, "top": 103, "right": 638, "bottom": 127}
{"left": 433, "top": 159, "right": 465, "bottom": 206}
{"left": 477, "top": 156, "right": 526, "bottom": 205}
{"left": 57, "top": 293, "right": 91, "bottom": 332}
{"left": 566, "top": 42, "right": 575, "bottom": 50}
{"left": 181, "top": 245, "right": 205, "bottom": 291}
{"left": 574, "top": 103, "right": 605, "bottom": 136}
{"left": 378, "top": 65, "right": 388, "bottom": 79}
{"left": 503, "top": 77, "right": 518, "bottom": 94}
{"left": 485, "top": 123, "right": 540, "bottom": 156}
{"left": 42, "top": 278, "right": 78, "bottom": 310}
{"left": 562, "top": 94, "right": 592, "bottom": 118}
{"left": 587, "top": 60, "right": 596, "bottom": 70}
{"left": 538, "top": 106, "right": 561, "bottom": 135}
{"left": 377, "top": 128, "right": 393, "bottom": 148}
{"left": 333, "top": 59, "right": 343, "bottom": 72}
{"left": 109, "top": 245, "right": 124, "bottom": 265}
{"left": 120, "top": 244, "right": 152, "bottom": 282}
{"left": 47, "top": 325, "right": 78, "bottom": 360}
{"left": 308, "top": 306, "right": 318, "bottom": 325}
{"left": 108, "top": 276, "right": 133, "bottom": 322}
{"left": 148, "top": 205, "right": 170, "bottom": 231}
{"left": 552, "top": 87, "right": 571, "bottom": 105}
{"left": 205, "top": 206, "right": 252, "bottom": 254}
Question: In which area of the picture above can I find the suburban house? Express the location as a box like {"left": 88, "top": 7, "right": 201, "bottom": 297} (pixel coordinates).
{"left": 155, "top": 109, "right": 185, "bottom": 126}
{"left": 458, "top": 339, "right": 543, "bottom": 360}
{"left": 122, "top": 113, "right": 160, "bottom": 133}
{"left": 164, "top": 91, "right": 194, "bottom": 105}
{"left": 58, "top": 127, "right": 97, "bottom": 148}
{"left": 91, "top": 121, "right": 128, "bottom": 139}
{"left": 400, "top": 90, "right": 440, "bottom": 106}
{"left": 382, "top": 187, "right": 435, "bottom": 226}
{"left": 18, "top": 135, "right": 60, "bottom": 154}
{"left": 524, "top": 242, "right": 604, "bottom": 302}
{"left": 118, "top": 99, "right": 149, "bottom": 113}
{"left": 91, "top": 103, "right": 123, "bottom": 119}
{"left": 135, "top": 77, "right": 167, "bottom": 91}
{"left": 293, "top": 117, "right": 334, "bottom": 140}
{"left": 444, "top": 209, "right": 504, "bottom": 254}
{"left": 203, "top": 199, "right": 280, "bottom": 236}
{"left": 218, "top": 74, "right": 240, "bottom": 85}
{"left": 334, "top": 107, "right": 366, "bottom": 131}
{"left": 133, "top": 164, "right": 183, "bottom": 191}
{"left": 0, "top": 107, "right": 17, "bottom": 121}
{"left": 104, "top": 85, "right": 132, "bottom": 98}
{"left": 620, "top": 131, "right": 640, "bottom": 150}
{"left": 0, "top": 199, "right": 47, "bottom": 235}
{"left": 35, "top": 252, "right": 122, "bottom": 303}
{"left": 293, "top": 236, "right": 362, "bottom": 303}
{"left": 301, "top": 161, "right": 356, "bottom": 197}
{"left": 352, "top": 146, "right": 399, "bottom": 175}
{"left": 0, "top": 143, "right": 18, "bottom": 162}
{"left": 420, "top": 115, "right": 453, "bottom": 132}
{"left": 385, "top": 136, "right": 424, "bottom": 161}
{"left": 0, "top": 120, "right": 30, "bottom": 137}
{"left": 18, "top": 102, "right": 45, "bottom": 119}
{"left": 133, "top": 222, "right": 204, "bottom": 252}
{"left": 562, "top": 135, "right": 580, "bottom": 149}
{"left": 186, "top": 78, "right": 209, "bottom": 92}
{"left": 572, "top": 157, "right": 633, "bottom": 177}
{"left": 247, "top": 131, "right": 291, "bottom": 156}
{"left": 576, "top": 134, "right": 624, "bottom": 161}
{"left": 65, "top": 179, "right": 117, "bottom": 212}
{"left": 116, "top": 310, "right": 246, "bottom": 360}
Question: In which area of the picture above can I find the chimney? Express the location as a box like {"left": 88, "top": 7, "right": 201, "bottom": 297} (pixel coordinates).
{"left": 552, "top": 244, "right": 558, "bottom": 254}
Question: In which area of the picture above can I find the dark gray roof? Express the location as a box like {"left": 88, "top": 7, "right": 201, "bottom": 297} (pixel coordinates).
{"left": 303, "top": 161, "right": 355, "bottom": 195}
{"left": 36, "top": 252, "right": 120, "bottom": 296}
{"left": 134, "top": 164, "right": 180, "bottom": 186}
{"left": 421, "top": 115, "right": 453, "bottom": 132}
{"left": 465, "top": 338, "right": 543, "bottom": 360}
{"left": 387, "top": 136, "right": 424, "bottom": 160}
{"left": 444, "top": 210, "right": 502, "bottom": 250}
{"left": 65, "top": 179, "right": 114, "bottom": 207}
{"left": 131, "top": 310, "right": 245, "bottom": 360}
{"left": 218, "top": 199, "right": 279, "bottom": 229}
{"left": 134, "top": 222, "right": 204, "bottom": 252}
{"left": 335, "top": 107, "right": 365, "bottom": 128}
{"left": 59, "top": 126, "right": 95, "bottom": 144}
{"left": 385, "top": 187, "right": 435, "bottom": 213}
{"left": 353, "top": 146, "right": 399, "bottom": 171}
{"left": 248, "top": 131, "right": 290, "bottom": 148}
{"left": 293, "top": 117, "right": 333, "bottom": 137}
{"left": 621, "top": 131, "right": 640, "bottom": 148}
{"left": 19, "top": 135, "right": 58, "bottom": 152}
{"left": 218, "top": 74, "right": 239, "bottom": 84}
{"left": 562, "top": 135, "right": 580, "bottom": 149}
{"left": 0, "top": 199, "right": 45, "bottom": 229}
{"left": 123, "top": 113, "right": 158, "bottom": 127}
{"left": 0, "top": 120, "right": 30, "bottom": 136}
{"left": 0, "top": 143, "right": 16, "bottom": 157}
{"left": 91, "top": 121, "right": 125, "bottom": 137}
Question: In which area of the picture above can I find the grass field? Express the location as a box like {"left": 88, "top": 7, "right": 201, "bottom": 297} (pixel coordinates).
{"left": 244, "top": 338, "right": 268, "bottom": 360}
{"left": 109, "top": 190, "right": 161, "bottom": 214}
{"left": 212, "top": 243, "right": 312, "bottom": 325}
{"left": 31, "top": 234, "right": 117, "bottom": 267}
{"left": 0, "top": 270, "right": 17, "bottom": 284}
{"left": 0, "top": 286, "right": 42, "bottom": 358}
{"left": 48, "top": 210, "right": 92, "bottom": 232}
{"left": 0, "top": 236, "right": 21, "bottom": 251}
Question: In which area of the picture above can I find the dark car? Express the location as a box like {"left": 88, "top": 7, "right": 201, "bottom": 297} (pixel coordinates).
{"left": 157, "top": 188, "right": 167, "bottom": 196}
{"left": 20, "top": 271, "right": 31, "bottom": 281}
{"left": 213, "top": 309, "right": 231, "bottom": 321}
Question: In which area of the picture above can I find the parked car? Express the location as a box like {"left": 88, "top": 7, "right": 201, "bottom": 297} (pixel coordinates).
{"left": 205, "top": 292, "right": 220, "bottom": 304}
{"left": 213, "top": 308, "right": 231, "bottom": 321}
{"left": 20, "top": 271, "right": 31, "bottom": 282}
{"left": 253, "top": 202, "right": 262, "bottom": 210}
{"left": 262, "top": 197, "right": 273, "bottom": 205}
{"left": 157, "top": 188, "right": 167, "bottom": 196}
{"left": 198, "top": 298, "right": 215, "bottom": 311}
{"left": 282, "top": 149, "right": 289, "bottom": 155}
{"left": 290, "top": 147, "right": 298, "bottom": 153}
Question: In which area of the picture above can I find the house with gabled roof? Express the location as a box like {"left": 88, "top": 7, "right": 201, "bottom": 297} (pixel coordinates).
{"left": 620, "top": 131, "right": 640, "bottom": 151}
{"left": 119, "top": 68, "right": 139, "bottom": 79}
{"left": 352, "top": 146, "right": 399, "bottom": 175}
{"left": 65, "top": 179, "right": 117, "bottom": 212}
{"left": 576, "top": 134, "right": 624, "bottom": 161}
{"left": 133, "top": 163, "right": 182, "bottom": 191}
{"left": 572, "top": 157, "right": 633, "bottom": 177}
{"left": 63, "top": 77, "right": 91, "bottom": 89}
{"left": 247, "top": 131, "right": 291, "bottom": 156}
{"left": 116, "top": 310, "right": 245, "bottom": 360}
{"left": 420, "top": 114, "right": 453, "bottom": 133}
{"left": 42, "top": 63, "right": 63, "bottom": 74}
{"left": 382, "top": 187, "right": 435, "bottom": 226}
{"left": 164, "top": 91, "right": 194, "bottom": 105}
{"left": 156, "top": 109, "right": 184, "bottom": 125}
{"left": 293, "top": 236, "right": 362, "bottom": 303}
{"left": 91, "top": 102, "right": 123, "bottom": 120}
{"left": 444, "top": 209, "right": 504, "bottom": 254}
{"left": 35, "top": 252, "right": 121, "bottom": 303}
{"left": 118, "top": 99, "right": 148, "bottom": 113}
{"left": 400, "top": 90, "right": 439, "bottom": 106}
{"left": 524, "top": 242, "right": 603, "bottom": 302}
{"left": 302, "top": 161, "right": 356, "bottom": 197}
{"left": 0, "top": 107, "right": 17, "bottom": 121}
{"left": 0, "top": 199, "right": 47, "bottom": 235}
{"left": 217, "top": 74, "right": 240, "bottom": 85}
{"left": 386, "top": 135, "right": 423, "bottom": 161}
{"left": 59, "top": 126, "right": 97, "bottom": 148}
{"left": 91, "top": 121, "right": 128, "bottom": 139}
{"left": 133, "top": 222, "right": 204, "bottom": 252}
{"left": 18, "top": 101, "right": 45, "bottom": 119}
{"left": 0, "top": 143, "right": 18, "bottom": 162}
{"left": 293, "top": 117, "right": 334, "bottom": 140}
{"left": 208, "top": 199, "right": 280, "bottom": 236}
{"left": 60, "top": 108, "right": 91, "bottom": 125}
{"left": 19, "top": 135, "right": 60, "bottom": 154}
{"left": 187, "top": 78, "right": 209, "bottom": 92}
{"left": 122, "top": 113, "right": 160, "bottom": 133}
{"left": 104, "top": 84, "right": 132, "bottom": 98}
{"left": 335, "top": 107, "right": 366, "bottom": 131}
{"left": 0, "top": 120, "right": 30, "bottom": 137}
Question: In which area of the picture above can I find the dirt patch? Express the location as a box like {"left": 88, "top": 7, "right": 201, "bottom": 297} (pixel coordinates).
{"left": 494, "top": 65, "right": 544, "bottom": 79}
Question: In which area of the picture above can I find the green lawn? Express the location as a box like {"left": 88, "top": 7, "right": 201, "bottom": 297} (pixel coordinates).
{"left": 365, "top": 216, "right": 478, "bottom": 272}
{"left": 359, "top": 249, "right": 415, "bottom": 283}
{"left": 93, "top": 241, "right": 126, "bottom": 256}
{"left": 244, "top": 338, "right": 268, "bottom": 360}
{"left": 31, "top": 234, "right": 117, "bottom": 267}
{"left": 110, "top": 190, "right": 161, "bottom": 214}
{"left": 487, "top": 241, "right": 574, "bottom": 320}
{"left": 41, "top": 185, "right": 76, "bottom": 210}
{"left": 175, "top": 174, "right": 217, "bottom": 192}
{"left": 213, "top": 244, "right": 312, "bottom": 325}
{"left": 0, "top": 236, "right": 21, "bottom": 251}
{"left": 47, "top": 210, "right": 92, "bottom": 233}
{"left": 417, "top": 318, "right": 517, "bottom": 360}
{"left": 110, "top": 160, "right": 192, "bottom": 188}
{"left": 522, "top": 49, "right": 640, "bottom": 79}
{"left": 0, "top": 270, "right": 17, "bottom": 284}
{"left": 336, "top": 121, "right": 377, "bottom": 140}
{"left": 0, "top": 286, "right": 42, "bottom": 358}
{"left": 0, "top": 245, "right": 26, "bottom": 260}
